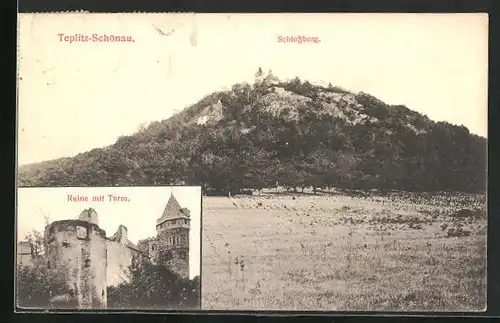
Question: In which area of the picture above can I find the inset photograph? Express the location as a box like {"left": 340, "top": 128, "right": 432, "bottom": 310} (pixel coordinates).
{"left": 16, "top": 186, "right": 201, "bottom": 311}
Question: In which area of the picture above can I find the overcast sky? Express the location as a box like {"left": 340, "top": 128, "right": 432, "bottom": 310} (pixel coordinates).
{"left": 17, "top": 186, "right": 201, "bottom": 279}
{"left": 18, "top": 13, "right": 488, "bottom": 165}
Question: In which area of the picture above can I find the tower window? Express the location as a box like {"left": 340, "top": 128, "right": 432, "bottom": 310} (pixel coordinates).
{"left": 152, "top": 244, "right": 156, "bottom": 251}
{"left": 76, "top": 226, "right": 88, "bottom": 240}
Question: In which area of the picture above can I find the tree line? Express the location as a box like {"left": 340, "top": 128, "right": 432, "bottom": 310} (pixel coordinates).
{"left": 18, "top": 73, "right": 487, "bottom": 194}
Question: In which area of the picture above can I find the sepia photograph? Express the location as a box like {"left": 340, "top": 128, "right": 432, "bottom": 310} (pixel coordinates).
{"left": 17, "top": 13, "right": 487, "bottom": 312}
{"left": 16, "top": 186, "right": 201, "bottom": 310}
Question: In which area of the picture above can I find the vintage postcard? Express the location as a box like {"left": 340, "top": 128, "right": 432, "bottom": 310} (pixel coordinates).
{"left": 16, "top": 186, "right": 202, "bottom": 310}
{"left": 17, "top": 13, "right": 487, "bottom": 312}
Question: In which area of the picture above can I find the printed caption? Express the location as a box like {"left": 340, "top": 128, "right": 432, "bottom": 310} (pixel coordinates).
{"left": 67, "top": 194, "right": 130, "bottom": 202}
{"left": 277, "top": 36, "right": 321, "bottom": 44}
{"left": 58, "top": 33, "right": 135, "bottom": 43}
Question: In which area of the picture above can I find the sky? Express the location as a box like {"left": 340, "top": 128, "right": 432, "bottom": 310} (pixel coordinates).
{"left": 17, "top": 186, "right": 201, "bottom": 279}
{"left": 17, "top": 13, "right": 488, "bottom": 166}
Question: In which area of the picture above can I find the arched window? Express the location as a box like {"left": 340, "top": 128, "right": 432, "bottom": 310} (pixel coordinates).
{"left": 151, "top": 244, "right": 156, "bottom": 251}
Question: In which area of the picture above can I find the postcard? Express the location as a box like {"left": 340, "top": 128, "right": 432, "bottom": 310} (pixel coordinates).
{"left": 17, "top": 13, "right": 488, "bottom": 312}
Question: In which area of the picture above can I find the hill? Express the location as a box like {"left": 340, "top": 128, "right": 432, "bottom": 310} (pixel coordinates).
{"left": 18, "top": 69, "right": 487, "bottom": 193}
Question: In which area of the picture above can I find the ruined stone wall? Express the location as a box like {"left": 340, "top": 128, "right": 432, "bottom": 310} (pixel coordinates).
{"left": 45, "top": 220, "right": 107, "bottom": 309}
{"left": 17, "top": 253, "right": 34, "bottom": 267}
{"left": 106, "top": 240, "right": 138, "bottom": 287}
{"left": 88, "top": 226, "right": 107, "bottom": 308}
{"left": 17, "top": 243, "right": 34, "bottom": 267}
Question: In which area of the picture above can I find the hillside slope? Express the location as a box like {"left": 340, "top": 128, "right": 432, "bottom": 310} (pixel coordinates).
{"left": 18, "top": 71, "right": 487, "bottom": 193}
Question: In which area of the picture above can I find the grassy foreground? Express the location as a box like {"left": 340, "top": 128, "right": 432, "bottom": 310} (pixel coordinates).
{"left": 201, "top": 190, "right": 486, "bottom": 311}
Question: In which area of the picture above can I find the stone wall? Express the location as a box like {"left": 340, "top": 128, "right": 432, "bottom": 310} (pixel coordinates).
{"left": 106, "top": 240, "right": 137, "bottom": 287}
{"left": 17, "top": 242, "right": 34, "bottom": 267}
{"left": 45, "top": 220, "right": 107, "bottom": 309}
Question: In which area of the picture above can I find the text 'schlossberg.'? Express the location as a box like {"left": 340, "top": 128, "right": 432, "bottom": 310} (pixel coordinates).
{"left": 58, "top": 33, "right": 135, "bottom": 43}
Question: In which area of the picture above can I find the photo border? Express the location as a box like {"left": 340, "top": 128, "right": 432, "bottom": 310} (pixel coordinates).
{"left": 14, "top": 185, "right": 204, "bottom": 314}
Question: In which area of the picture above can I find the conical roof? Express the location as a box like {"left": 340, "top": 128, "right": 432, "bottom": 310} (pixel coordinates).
{"left": 156, "top": 194, "right": 190, "bottom": 225}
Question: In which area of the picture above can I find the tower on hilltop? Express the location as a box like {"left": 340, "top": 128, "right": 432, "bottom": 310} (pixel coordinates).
{"left": 155, "top": 193, "right": 190, "bottom": 279}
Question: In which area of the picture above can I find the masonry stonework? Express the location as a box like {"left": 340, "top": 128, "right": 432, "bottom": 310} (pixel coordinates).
{"left": 44, "top": 218, "right": 107, "bottom": 309}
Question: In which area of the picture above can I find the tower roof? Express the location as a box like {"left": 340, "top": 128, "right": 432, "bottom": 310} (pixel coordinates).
{"left": 156, "top": 194, "right": 190, "bottom": 225}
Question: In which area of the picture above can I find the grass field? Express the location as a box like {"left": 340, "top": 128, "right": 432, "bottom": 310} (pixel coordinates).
{"left": 201, "top": 190, "right": 487, "bottom": 311}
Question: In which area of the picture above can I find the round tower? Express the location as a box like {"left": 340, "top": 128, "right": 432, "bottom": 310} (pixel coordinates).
{"left": 155, "top": 194, "right": 190, "bottom": 279}
{"left": 45, "top": 210, "right": 107, "bottom": 309}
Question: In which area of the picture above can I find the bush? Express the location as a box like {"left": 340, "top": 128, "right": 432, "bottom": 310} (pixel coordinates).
{"left": 17, "top": 260, "right": 70, "bottom": 308}
{"left": 107, "top": 262, "right": 200, "bottom": 310}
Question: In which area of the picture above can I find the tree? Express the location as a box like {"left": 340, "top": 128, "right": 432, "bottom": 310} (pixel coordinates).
{"left": 17, "top": 260, "right": 70, "bottom": 308}
{"left": 25, "top": 230, "right": 44, "bottom": 258}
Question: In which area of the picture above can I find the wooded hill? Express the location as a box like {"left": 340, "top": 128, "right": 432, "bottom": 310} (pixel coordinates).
{"left": 18, "top": 69, "right": 487, "bottom": 194}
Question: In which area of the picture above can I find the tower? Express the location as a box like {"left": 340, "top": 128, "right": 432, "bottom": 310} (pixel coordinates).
{"left": 78, "top": 208, "right": 99, "bottom": 226}
{"left": 45, "top": 208, "right": 107, "bottom": 309}
{"left": 155, "top": 193, "right": 190, "bottom": 279}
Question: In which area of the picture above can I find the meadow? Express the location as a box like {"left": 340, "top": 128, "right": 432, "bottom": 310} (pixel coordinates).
{"left": 201, "top": 190, "right": 487, "bottom": 311}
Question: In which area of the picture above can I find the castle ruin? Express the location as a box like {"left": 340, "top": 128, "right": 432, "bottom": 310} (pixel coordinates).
{"left": 19, "top": 193, "right": 191, "bottom": 309}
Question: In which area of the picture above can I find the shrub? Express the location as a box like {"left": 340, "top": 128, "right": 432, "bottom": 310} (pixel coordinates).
{"left": 107, "top": 262, "right": 200, "bottom": 310}
{"left": 17, "top": 260, "right": 70, "bottom": 308}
